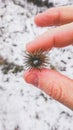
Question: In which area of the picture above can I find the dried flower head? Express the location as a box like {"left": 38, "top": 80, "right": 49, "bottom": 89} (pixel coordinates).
{"left": 24, "top": 49, "right": 49, "bottom": 70}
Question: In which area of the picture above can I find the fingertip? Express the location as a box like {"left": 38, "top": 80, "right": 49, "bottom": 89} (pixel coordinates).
{"left": 26, "top": 41, "right": 35, "bottom": 52}
{"left": 23, "top": 68, "right": 49, "bottom": 86}
{"left": 23, "top": 70, "right": 30, "bottom": 83}
{"left": 23, "top": 69, "right": 40, "bottom": 86}
{"left": 34, "top": 15, "right": 44, "bottom": 27}
{"left": 34, "top": 16, "right": 39, "bottom": 25}
{"left": 26, "top": 42, "right": 31, "bottom": 52}
{"left": 34, "top": 8, "right": 59, "bottom": 27}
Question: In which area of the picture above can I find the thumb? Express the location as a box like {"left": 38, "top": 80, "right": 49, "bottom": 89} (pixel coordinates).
{"left": 24, "top": 68, "right": 73, "bottom": 110}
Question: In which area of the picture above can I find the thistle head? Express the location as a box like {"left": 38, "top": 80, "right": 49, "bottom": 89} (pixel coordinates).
{"left": 24, "top": 49, "right": 49, "bottom": 70}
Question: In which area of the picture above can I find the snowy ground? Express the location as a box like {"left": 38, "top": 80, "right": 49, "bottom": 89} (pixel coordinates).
{"left": 0, "top": 0, "right": 73, "bottom": 130}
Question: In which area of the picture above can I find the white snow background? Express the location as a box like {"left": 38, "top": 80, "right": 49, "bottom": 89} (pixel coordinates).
{"left": 0, "top": 0, "right": 73, "bottom": 130}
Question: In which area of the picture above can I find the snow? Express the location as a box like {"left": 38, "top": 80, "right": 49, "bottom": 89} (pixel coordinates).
{"left": 0, "top": 0, "right": 73, "bottom": 130}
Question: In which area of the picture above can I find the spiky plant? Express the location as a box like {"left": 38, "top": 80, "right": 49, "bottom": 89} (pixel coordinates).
{"left": 24, "top": 50, "right": 49, "bottom": 70}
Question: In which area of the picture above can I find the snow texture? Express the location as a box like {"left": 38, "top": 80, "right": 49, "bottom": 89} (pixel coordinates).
{"left": 0, "top": 0, "right": 73, "bottom": 130}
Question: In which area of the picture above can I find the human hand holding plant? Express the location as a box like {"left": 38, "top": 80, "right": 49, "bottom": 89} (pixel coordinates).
{"left": 24, "top": 6, "right": 73, "bottom": 110}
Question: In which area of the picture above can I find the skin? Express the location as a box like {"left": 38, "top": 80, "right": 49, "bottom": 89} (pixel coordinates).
{"left": 24, "top": 6, "right": 73, "bottom": 110}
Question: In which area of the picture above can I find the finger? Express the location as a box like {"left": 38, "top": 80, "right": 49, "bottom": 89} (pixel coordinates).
{"left": 34, "top": 6, "right": 73, "bottom": 27}
{"left": 26, "top": 22, "right": 73, "bottom": 52}
{"left": 24, "top": 68, "right": 73, "bottom": 110}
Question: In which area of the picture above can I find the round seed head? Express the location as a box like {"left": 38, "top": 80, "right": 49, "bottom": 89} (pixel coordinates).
{"left": 24, "top": 50, "right": 49, "bottom": 70}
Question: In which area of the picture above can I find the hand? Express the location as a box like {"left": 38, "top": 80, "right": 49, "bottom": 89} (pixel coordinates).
{"left": 24, "top": 6, "right": 73, "bottom": 110}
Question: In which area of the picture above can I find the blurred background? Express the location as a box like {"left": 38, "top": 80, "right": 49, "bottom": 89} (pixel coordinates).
{"left": 0, "top": 0, "right": 73, "bottom": 130}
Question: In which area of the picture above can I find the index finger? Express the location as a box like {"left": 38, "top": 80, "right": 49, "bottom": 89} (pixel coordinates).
{"left": 26, "top": 22, "right": 73, "bottom": 52}
{"left": 35, "top": 6, "right": 73, "bottom": 26}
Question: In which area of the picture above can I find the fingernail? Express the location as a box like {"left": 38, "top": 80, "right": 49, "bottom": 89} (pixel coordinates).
{"left": 24, "top": 71, "right": 39, "bottom": 87}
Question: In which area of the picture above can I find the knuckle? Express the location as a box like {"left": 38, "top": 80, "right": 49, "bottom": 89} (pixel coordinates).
{"left": 55, "top": 8, "right": 61, "bottom": 25}
{"left": 48, "top": 82, "right": 63, "bottom": 101}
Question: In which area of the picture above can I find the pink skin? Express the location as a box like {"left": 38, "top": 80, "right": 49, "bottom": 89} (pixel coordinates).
{"left": 24, "top": 6, "right": 73, "bottom": 110}
{"left": 24, "top": 68, "right": 73, "bottom": 109}
{"left": 34, "top": 6, "right": 73, "bottom": 26}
